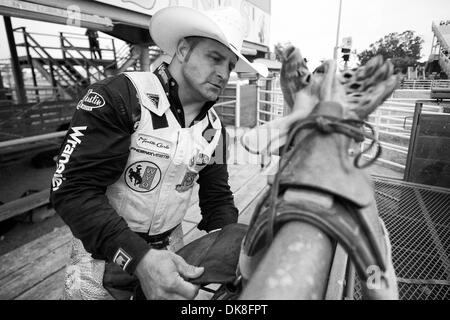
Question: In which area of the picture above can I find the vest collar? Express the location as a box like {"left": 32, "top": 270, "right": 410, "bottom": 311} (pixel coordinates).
{"left": 126, "top": 64, "right": 223, "bottom": 125}
{"left": 123, "top": 71, "right": 171, "bottom": 117}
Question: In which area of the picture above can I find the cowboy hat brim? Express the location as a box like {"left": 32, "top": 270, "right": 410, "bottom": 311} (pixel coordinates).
{"left": 149, "top": 6, "right": 268, "bottom": 77}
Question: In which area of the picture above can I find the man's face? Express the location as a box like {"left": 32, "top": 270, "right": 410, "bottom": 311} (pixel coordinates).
{"left": 181, "top": 38, "right": 238, "bottom": 102}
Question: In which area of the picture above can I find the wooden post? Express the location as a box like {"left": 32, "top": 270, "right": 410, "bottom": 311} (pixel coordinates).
{"left": 4, "top": 16, "right": 27, "bottom": 104}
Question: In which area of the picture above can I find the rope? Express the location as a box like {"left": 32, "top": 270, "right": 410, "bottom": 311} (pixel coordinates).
{"left": 263, "top": 114, "right": 383, "bottom": 244}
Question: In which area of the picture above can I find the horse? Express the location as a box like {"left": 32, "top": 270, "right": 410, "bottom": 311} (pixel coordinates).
{"left": 128, "top": 165, "right": 143, "bottom": 186}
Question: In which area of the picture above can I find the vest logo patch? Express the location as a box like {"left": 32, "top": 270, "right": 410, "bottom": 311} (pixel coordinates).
{"left": 125, "top": 161, "right": 161, "bottom": 193}
{"left": 137, "top": 134, "right": 172, "bottom": 153}
{"left": 176, "top": 171, "right": 198, "bottom": 193}
{"left": 77, "top": 89, "right": 105, "bottom": 111}
{"left": 113, "top": 248, "right": 132, "bottom": 270}
{"left": 146, "top": 93, "right": 159, "bottom": 107}
{"left": 130, "top": 147, "right": 170, "bottom": 160}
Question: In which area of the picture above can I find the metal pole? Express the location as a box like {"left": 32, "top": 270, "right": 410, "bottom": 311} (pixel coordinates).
{"left": 344, "top": 262, "right": 356, "bottom": 299}
{"left": 404, "top": 102, "right": 422, "bottom": 181}
{"left": 235, "top": 82, "right": 241, "bottom": 128}
{"left": 49, "top": 61, "right": 58, "bottom": 99}
{"left": 256, "top": 84, "right": 261, "bottom": 126}
{"left": 23, "top": 28, "right": 40, "bottom": 102}
{"left": 4, "top": 16, "right": 27, "bottom": 104}
{"left": 0, "top": 69, "right": 6, "bottom": 101}
{"left": 60, "top": 32, "right": 67, "bottom": 60}
{"left": 430, "top": 35, "right": 436, "bottom": 57}
{"left": 139, "top": 45, "right": 150, "bottom": 71}
{"left": 112, "top": 39, "right": 117, "bottom": 66}
{"left": 334, "top": 0, "right": 343, "bottom": 60}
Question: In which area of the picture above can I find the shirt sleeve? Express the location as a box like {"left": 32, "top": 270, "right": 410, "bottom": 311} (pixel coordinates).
{"left": 196, "top": 127, "right": 238, "bottom": 232}
{"left": 50, "top": 76, "right": 150, "bottom": 274}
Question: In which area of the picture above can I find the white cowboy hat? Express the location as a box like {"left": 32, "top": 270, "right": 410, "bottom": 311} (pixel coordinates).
{"left": 149, "top": 6, "right": 268, "bottom": 78}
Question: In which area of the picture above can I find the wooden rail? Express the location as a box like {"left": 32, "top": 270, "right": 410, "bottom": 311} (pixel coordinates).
{"left": 0, "top": 131, "right": 66, "bottom": 149}
{"left": 0, "top": 189, "right": 50, "bottom": 223}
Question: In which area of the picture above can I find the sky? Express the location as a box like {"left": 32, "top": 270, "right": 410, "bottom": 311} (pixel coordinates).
{"left": 270, "top": 0, "right": 450, "bottom": 69}
{"left": 1, "top": 0, "right": 450, "bottom": 70}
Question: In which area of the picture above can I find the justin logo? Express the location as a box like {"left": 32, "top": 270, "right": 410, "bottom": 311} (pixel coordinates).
{"left": 77, "top": 89, "right": 105, "bottom": 111}
{"left": 125, "top": 161, "right": 161, "bottom": 193}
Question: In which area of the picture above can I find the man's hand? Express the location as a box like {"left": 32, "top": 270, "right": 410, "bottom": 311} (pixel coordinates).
{"left": 135, "top": 249, "right": 204, "bottom": 300}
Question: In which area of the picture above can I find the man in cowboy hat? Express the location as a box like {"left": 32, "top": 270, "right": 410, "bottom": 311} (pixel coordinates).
{"left": 50, "top": 6, "right": 267, "bottom": 300}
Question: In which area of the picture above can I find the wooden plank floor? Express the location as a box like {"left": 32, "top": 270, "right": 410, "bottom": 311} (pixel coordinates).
{"left": 0, "top": 164, "right": 268, "bottom": 300}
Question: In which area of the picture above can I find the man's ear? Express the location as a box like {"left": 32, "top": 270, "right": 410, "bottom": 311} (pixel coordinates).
{"left": 175, "top": 38, "right": 191, "bottom": 62}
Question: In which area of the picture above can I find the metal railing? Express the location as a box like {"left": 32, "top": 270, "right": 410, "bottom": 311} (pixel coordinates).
{"left": 14, "top": 29, "right": 118, "bottom": 61}
{"left": 60, "top": 35, "right": 107, "bottom": 82}
{"left": 212, "top": 84, "right": 240, "bottom": 126}
{"left": 10, "top": 28, "right": 122, "bottom": 100}
{"left": 257, "top": 77, "right": 285, "bottom": 125}
{"left": 0, "top": 86, "right": 63, "bottom": 102}
{"left": 362, "top": 101, "right": 445, "bottom": 172}
{"left": 16, "top": 29, "right": 84, "bottom": 99}
{"left": 399, "top": 80, "right": 450, "bottom": 90}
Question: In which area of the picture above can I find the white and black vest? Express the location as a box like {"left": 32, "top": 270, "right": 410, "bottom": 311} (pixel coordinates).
{"left": 106, "top": 72, "right": 222, "bottom": 235}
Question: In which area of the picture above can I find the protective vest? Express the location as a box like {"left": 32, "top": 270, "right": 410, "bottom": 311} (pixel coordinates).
{"left": 106, "top": 72, "right": 222, "bottom": 235}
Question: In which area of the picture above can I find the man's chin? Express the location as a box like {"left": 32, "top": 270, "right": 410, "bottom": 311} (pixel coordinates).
{"left": 203, "top": 92, "right": 220, "bottom": 102}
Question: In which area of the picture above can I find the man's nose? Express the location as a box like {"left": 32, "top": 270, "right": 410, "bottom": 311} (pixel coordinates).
{"left": 216, "top": 64, "right": 229, "bottom": 82}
